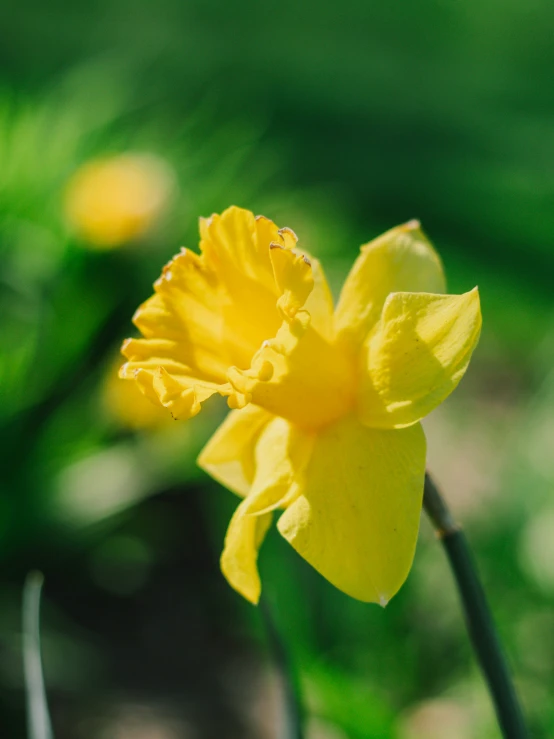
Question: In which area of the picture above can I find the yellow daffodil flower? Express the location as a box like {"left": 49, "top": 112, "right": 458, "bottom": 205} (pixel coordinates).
{"left": 64, "top": 153, "right": 174, "bottom": 248}
{"left": 120, "top": 206, "right": 481, "bottom": 605}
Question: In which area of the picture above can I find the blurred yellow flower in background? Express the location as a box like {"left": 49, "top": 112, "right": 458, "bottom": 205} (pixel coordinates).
{"left": 64, "top": 153, "right": 174, "bottom": 248}
{"left": 121, "top": 206, "right": 481, "bottom": 605}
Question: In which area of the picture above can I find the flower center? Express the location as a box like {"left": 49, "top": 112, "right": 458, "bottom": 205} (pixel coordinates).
{"left": 227, "top": 317, "right": 358, "bottom": 432}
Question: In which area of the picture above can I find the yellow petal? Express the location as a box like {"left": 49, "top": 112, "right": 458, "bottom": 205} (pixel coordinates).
{"left": 121, "top": 337, "right": 194, "bottom": 377}
{"left": 304, "top": 256, "right": 335, "bottom": 341}
{"left": 359, "top": 288, "right": 482, "bottom": 428}
{"left": 197, "top": 405, "right": 273, "bottom": 497}
{"left": 201, "top": 209, "right": 284, "bottom": 368}
{"left": 199, "top": 206, "right": 279, "bottom": 294}
{"left": 120, "top": 335, "right": 230, "bottom": 421}
{"left": 131, "top": 249, "right": 230, "bottom": 381}
{"left": 122, "top": 365, "right": 226, "bottom": 421}
{"left": 200, "top": 207, "right": 334, "bottom": 356}
{"left": 151, "top": 366, "right": 228, "bottom": 419}
{"left": 271, "top": 224, "right": 334, "bottom": 338}
{"left": 221, "top": 500, "right": 273, "bottom": 604}
{"left": 242, "top": 417, "right": 314, "bottom": 515}
{"left": 270, "top": 243, "right": 314, "bottom": 321}
{"left": 277, "top": 414, "right": 426, "bottom": 603}
{"left": 334, "top": 221, "right": 446, "bottom": 348}
{"left": 204, "top": 412, "right": 314, "bottom": 605}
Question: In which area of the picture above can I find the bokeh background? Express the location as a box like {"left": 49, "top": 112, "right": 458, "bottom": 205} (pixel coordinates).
{"left": 1, "top": 1, "right": 554, "bottom": 737}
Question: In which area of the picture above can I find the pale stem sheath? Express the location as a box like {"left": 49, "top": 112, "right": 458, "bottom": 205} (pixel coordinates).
{"left": 23, "top": 571, "right": 53, "bottom": 739}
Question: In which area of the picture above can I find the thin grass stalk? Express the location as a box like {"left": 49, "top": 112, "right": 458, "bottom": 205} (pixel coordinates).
{"left": 23, "top": 571, "right": 53, "bottom": 739}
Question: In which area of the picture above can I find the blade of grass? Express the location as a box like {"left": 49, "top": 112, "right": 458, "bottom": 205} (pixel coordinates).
{"left": 23, "top": 572, "right": 53, "bottom": 739}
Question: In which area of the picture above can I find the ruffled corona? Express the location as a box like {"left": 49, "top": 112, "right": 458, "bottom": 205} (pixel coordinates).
{"left": 122, "top": 206, "right": 482, "bottom": 605}
{"left": 121, "top": 207, "right": 354, "bottom": 429}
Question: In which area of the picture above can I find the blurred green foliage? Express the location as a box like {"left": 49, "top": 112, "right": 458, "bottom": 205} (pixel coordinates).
{"left": 1, "top": 1, "right": 554, "bottom": 737}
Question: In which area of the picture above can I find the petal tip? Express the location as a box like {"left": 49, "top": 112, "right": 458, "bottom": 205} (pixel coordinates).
{"left": 220, "top": 553, "right": 261, "bottom": 605}
{"left": 120, "top": 337, "right": 132, "bottom": 356}
{"left": 462, "top": 285, "right": 482, "bottom": 316}
{"left": 277, "top": 226, "right": 298, "bottom": 249}
{"left": 131, "top": 306, "right": 143, "bottom": 326}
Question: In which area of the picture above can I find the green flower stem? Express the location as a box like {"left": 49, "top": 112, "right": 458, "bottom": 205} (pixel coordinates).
{"left": 260, "top": 598, "right": 304, "bottom": 739}
{"left": 423, "top": 473, "right": 529, "bottom": 739}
